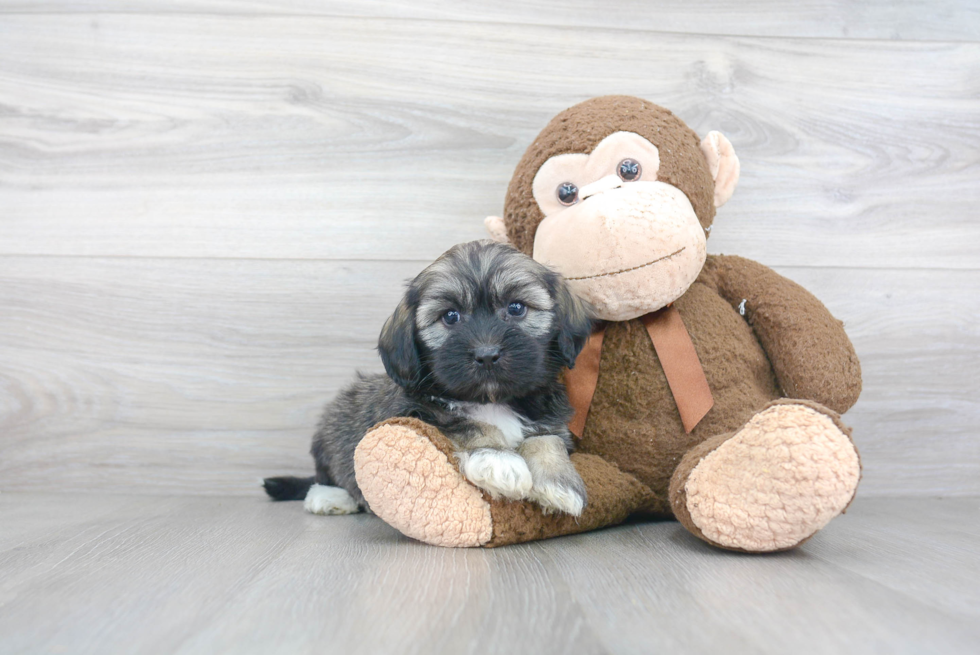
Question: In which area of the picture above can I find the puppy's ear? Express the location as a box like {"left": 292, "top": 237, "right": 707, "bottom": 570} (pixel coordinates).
{"left": 553, "top": 281, "right": 594, "bottom": 368}
{"left": 377, "top": 293, "right": 423, "bottom": 388}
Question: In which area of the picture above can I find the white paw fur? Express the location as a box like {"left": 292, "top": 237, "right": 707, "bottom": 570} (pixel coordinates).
{"left": 528, "top": 481, "right": 586, "bottom": 516}
{"left": 457, "top": 449, "right": 533, "bottom": 500}
{"left": 304, "top": 484, "right": 360, "bottom": 515}
{"left": 519, "top": 435, "right": 587, "bottom": 516}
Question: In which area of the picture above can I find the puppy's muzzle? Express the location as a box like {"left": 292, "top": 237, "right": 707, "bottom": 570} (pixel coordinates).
{"left": 473, "top": 345, "right": 501, "bottom": 370}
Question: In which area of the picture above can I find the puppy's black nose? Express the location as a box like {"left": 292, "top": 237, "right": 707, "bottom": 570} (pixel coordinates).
{"left": 473, "top": 345, "right": 501, "bottom": 369}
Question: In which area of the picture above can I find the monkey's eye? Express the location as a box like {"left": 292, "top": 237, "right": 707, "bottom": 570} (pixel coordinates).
{"left": 443, "top": 310, "right": 461, "bottom": 326}
{"left": 556, "top": 182, "right": 579, "bottom": 206}
{"left": 507, "top": 302, "right": 527, "bottom": 317}
{"left": 617, "top": 159, "right": 641, "bottom": 182}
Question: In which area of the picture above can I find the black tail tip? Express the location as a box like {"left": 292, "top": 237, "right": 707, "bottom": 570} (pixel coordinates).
{"left": 263, "top": 476, "right": 315, "bottom": 501}
{"left": 262, "top": 477, "right": 285, "bottom": 498}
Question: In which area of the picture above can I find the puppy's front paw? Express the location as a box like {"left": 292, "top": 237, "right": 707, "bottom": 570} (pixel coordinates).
{"left": 457, "top": 448, "right": 533, "bottom": 501}
{"left": 528, "top": 472, "right": 587, "bottom": 516}
{"left": 519, "top": 435, "right": 587, "bottom": 516}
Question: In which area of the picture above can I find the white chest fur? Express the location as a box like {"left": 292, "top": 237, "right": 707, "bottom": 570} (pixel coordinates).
{"left": 460, "top": 402, "right": 527, "bottom": 448}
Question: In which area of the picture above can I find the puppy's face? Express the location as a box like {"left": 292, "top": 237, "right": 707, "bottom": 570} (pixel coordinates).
{"left": 379, "top": 240, "right": 593, "bottom": 403}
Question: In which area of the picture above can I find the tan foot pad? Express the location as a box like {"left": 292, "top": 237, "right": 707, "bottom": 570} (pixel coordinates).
{"left": 684, "top": 403, "right": 861, "bottom": 551}
{"left": 354, "top": 419, "right": 493, "bottom": 548}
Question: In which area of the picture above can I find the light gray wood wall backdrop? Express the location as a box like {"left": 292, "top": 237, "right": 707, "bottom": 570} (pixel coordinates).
{"left": 1, "top": 1, "right": 978, "bottom": 497}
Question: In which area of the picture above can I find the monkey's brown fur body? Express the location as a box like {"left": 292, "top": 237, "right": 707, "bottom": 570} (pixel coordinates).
{"left": 354, "top": 97, "right": 863, "bottom": 551}
{"left": 578, "top": 255, "right": 862, "bottom": 513}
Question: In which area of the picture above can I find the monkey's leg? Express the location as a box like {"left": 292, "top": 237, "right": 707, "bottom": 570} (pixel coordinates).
{"left": 354, "top": 417, "right": 654, "bottom": 548}
{"left": 669, "top": 399, "right": 861, "bottom": 552}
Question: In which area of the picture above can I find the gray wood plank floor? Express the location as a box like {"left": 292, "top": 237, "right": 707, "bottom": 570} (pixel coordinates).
{"left": 0, "top": 494, "right": 977, "bottom": 655}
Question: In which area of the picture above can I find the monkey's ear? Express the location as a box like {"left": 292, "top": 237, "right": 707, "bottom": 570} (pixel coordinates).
{"left": 553, "top": 281, "right": 595, "bottom": 368}
{"left": 484, "top": 215, "right": 509, "bottom": 243}
{"left": 700, "top": 131, "right": 740, "bottom": 208}
{"left": 377, "top": 296, "right": 423, "bottom": 389}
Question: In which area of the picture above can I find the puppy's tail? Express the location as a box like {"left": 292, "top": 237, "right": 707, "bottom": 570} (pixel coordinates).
{"left": 262, "top": 476, "right": 315, "bottom": 501}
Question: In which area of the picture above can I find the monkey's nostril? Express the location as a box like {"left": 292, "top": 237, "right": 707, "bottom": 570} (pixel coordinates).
{"left": 473, "top": 345, "right": 501, "bottom": 368}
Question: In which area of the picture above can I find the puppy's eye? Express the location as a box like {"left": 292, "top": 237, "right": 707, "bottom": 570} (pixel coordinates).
{"left": 442, "top": 310, "right": 460, "bottom": 326}
{"left": 617, "top": 158, "right": 641, "bottom": 182}
{"left": 556, "top": 182, "right": 578, "bottom": 206}
{"left": 507, "top": 302, "right": 527, "bottom": 317}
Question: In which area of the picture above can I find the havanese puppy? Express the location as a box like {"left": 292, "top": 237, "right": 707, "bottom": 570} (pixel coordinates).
{"left": 263, "top": 240, "right": 594, "bottom": 517}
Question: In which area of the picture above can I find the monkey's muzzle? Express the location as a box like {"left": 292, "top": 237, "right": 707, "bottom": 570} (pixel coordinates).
{"left": 532, "top": 181, "right": 706, "bottom": 321}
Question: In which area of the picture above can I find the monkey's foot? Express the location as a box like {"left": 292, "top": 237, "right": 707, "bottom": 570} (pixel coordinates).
{"left": 670, "top": 400, "right": 862, "bottom": 552}
{"left": 354, "top": 417, "right": 654, "bottom": 548}
{"left": 354, "top": 417, "right": 493, "bottom": 547}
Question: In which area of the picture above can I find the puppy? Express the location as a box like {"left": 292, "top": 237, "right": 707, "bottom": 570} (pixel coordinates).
{"left": 263, "top": 240, "right": 594, "bottom": 517}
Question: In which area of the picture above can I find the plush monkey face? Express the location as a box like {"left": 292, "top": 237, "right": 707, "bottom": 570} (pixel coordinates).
{"left": 489, "top": 97, "right": 739, "bottom": 322}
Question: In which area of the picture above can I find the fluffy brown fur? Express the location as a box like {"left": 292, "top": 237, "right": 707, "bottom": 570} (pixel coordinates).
{"left": 575, "top": 255, "right": 861, "bottom": 517}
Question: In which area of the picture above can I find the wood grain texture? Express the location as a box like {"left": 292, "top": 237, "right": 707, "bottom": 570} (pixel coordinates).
{"left": 0, "top": 257, "right": 417, "bottom": 494}
{"left": 1, "top": 15, "right": 978, "bottom": 268}
{"left": 1, "top": 257, "right": 977, "bottom": 496}
{"left": 538, "top": 497, "right": 980, "bottom": 655}
{"left": 1, "top": 1, "right": 978, "bottom": 41}
{"left": 0, "top": 493, "right": 977, "bottom": 655}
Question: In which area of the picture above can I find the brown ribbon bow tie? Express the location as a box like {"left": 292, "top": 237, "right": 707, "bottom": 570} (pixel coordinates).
{"left": 565, "top": 304, "right": 714, "bottom": 437}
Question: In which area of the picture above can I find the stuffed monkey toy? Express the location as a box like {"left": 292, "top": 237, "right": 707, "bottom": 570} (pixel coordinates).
{"left": 353, "top": 96, "right": 862, "bottom": 552}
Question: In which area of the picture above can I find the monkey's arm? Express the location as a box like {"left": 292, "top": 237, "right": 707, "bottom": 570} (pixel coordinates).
{"left": 704, "top": 254, "right": 862, "bottom": 413}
